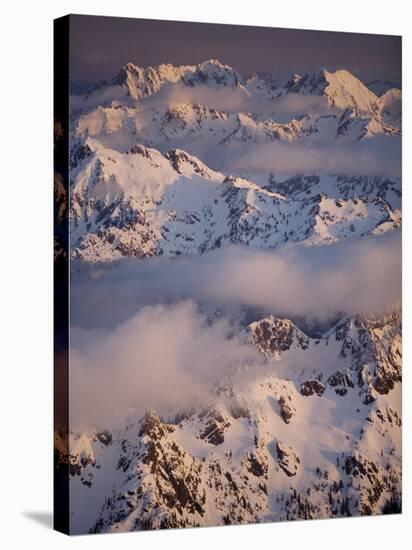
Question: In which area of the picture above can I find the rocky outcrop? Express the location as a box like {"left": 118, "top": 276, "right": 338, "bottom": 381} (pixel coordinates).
{"left": 335, "top": 310, "right": 402, "bottom": 397}
{"left": 276, "top": 442, "right": 300, "bottom": 477}
{"left": 278, "top": 396, "right": 295, "bottom": 424}
{"left": 96, "top": 430, "right": 112, "bottom": 446}
{"left": 300, "top": 380, "right": 325, "bottom": 397}
{"left": 246, "top": 443, "right": 269, "bottom": 478}
{"left": 327, "top": 370, "right": 355, "bottom": 396}
{"left": 247, "top": 316, "right": 310, "bottom": 357}
{"left": 198, "top": 408, "right": 231, "bottom": 446}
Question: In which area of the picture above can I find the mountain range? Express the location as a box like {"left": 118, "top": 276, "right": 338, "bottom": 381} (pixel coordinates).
{"left": 67, "top": 60, "right": 401, "bottom": 263}
{"left": 57, "top": 58, "right": 402, "bottom": 533}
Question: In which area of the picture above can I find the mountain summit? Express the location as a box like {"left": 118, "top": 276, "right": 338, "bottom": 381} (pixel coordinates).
{"left": 281, "top": 68, "right": 383, "bottom": 115}
{"left": 78, "top": 61, "right": 389, "bottom": 122}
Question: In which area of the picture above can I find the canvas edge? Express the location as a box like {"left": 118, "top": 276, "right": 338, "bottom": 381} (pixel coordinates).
{"left": 53, "top": 13, "right": 70, "bottom": 536}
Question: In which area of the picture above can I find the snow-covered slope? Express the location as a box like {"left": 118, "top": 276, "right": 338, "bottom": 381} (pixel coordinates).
{"left": 280, "top": 69, "right": 383, "bottom": 115}
{"left": 71, "top": 59, "right": 246, "bottom": 111}
{"left": 69, "top": 139, "right": 400, "bottom": 262}
{"left": 71, "top": 62, "right": 399, "bottom": 154}
{"left": 60, "top": 309, "right": 401, "bottom": 533}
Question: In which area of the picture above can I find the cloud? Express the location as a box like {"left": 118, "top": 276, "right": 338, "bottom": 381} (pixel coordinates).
{"left": 69, "top": 301, "right": 259, "bottom": 428}
{"left": 141, "top": 82, "right": 400, "bottom": 178}
{"left": 208, "top": 232, "right": 401, "bottom": 316}
{"left": 70, "top": 232, "right": 401, "bottom": 427}
{"left": 214, "top": 135, "right": 401, "bottom": 178}
{"left": 70, "top": 85, "right": 126, "bottom": 111}
{"left": 140, "top": 83, "right": 399, "bottom": 177}
{"left": 71, "top": 79, "right": 400, "bottom": 180}
{"left": 269, "top": 93, "right": 330, "bottom": 117}
{"left": 71, "top": 231, "right": 401, "bottom": 330}
{"left": 142, "top": 81, "right": 329, "bottom": 117}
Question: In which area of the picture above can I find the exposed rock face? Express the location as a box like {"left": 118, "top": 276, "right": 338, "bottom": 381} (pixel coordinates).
{"left": 327, "top": 371, "right": 354, "bottom": 396}
{"left": 276, "top": 442, "right": 300, "bottom": 477}
{"left": 66, "top": 434, "right": 96, "bottom": 479}
{"left": 198, "top": 408, "right": 231, "bottom": 446}
{"left": 300, "top": 380, "right": 325, "bottom": 397}
{"left": 70, "top": 141, "right": 93, "bottom": 169}
{"left": 246, "top": 443, "right": 269, "bottom": 478}
{"left": 68, "top": 144, "right": 400, "bottom": 262}
{"left": 111, "top": 62, "right": 194, "bottom": 100}
{"left": 335, "top": 310, "right": 402, "bottom": 397}
{"left": 165, "top": 148, "right": 213, "bottom": 178}
{"left": 342, "top": 453, "right": 398, "bottom": 516}
{"left": 247, "top": 316, "right": 309, "bottom": 357}
{"left": 118, "top": 415, "right": 205, "bottom": 530}
{"left": 278, "top": 396, "right": 294, "bottom": 424}
{"left": 96, "top": 430, "right": 112, "bottom": 446}
{"left": 64, "top": 307, "right": 401, "bottom": 533}
{"left": 67, "top": 303, "right": 402, "bottom": 533}
{"left": 88, "top": 407, "right": 272, "bottom": 533}
{"left": 183, "top": 59, "right": 244, "bottom": 89}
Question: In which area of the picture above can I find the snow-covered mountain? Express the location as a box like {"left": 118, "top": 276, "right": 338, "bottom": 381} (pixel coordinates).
{"left": 367, "top": 79, "right": 400, "bottom": 97}
{"left": 58, "top": 309, "right": 401, "bottom": 533}
{"left": 72, "top": 62, "right": 400, "bottom": 148}
{"left": 60, "top": 58, "right": 402, "bottom": 533}
{"left": 279, "top": 69, "right": 383, "bottom": 115}
{"left": 73, "top": 59, "right": 246, "bottom": 110}
{"left": 68, "top": 139, "right": 400, "bottom": 262}
{"left": 67, "top": 59, "right": 401, "bottom": 263}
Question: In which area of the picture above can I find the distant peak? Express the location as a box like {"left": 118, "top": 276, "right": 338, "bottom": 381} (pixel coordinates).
{"left": 181, "top": 58, "right": 244, "bottom": 88}
{"left": 281, "top": 67, "right": 382, "bottom": 115}
{"left": 327, "top": 68, "right": 356, "bottom": 79}
{"left": 123, "top": 62, "right": 139, "bottom": 72}
{"left": 199, "top": 58, "right": 227, "bottom": 68}
{"left": 117, "top": 61, "right": 195, "bottom": 81}
{"left": 113, "top": 62, "right": 142, "bottom": 86}
{"left": 196, "top": 58, "right": 239, "bottom": 76}
{"left": 367, "top": 79, "right": 400, "bottom": 97}
{"left": 246, "top": 71, "right": 276, "bottom": 83}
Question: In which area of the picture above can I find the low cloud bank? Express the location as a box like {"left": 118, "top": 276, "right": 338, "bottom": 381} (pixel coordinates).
{"left": 71, "top": 231, "right": 401, "bottom": 329}
{"left": 143, "top": 81, "right": 329, "bottom": 117}
{"left": 213, "top": 136, "right": 401, "bottom": 178}
{"left": 70, "top": 301, "right": 259, "bottom": 428}
{"left": 70, "top": 232, "right": 401, "bottom": 427}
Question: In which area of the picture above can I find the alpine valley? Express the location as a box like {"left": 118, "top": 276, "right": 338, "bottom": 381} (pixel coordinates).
{"left": 55, "top": 58, "right": 402, "bottom": 533}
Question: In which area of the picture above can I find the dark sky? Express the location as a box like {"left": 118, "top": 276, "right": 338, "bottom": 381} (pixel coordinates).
{"left": 68, "top": 14, "right": 401, "bottom": 86}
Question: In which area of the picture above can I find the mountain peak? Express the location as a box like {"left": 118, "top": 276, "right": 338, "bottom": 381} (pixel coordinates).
{"left": 184, "top": 59, "right": 245, "bottom": 88}
{"left": 247, "top": 315, "right": 310, "bottom": 357}
{"left": 321, "top": 69, "right": 382, "bottom": 114}
{"left": 367, "top": 79, "right": 400, "bottom": 97}
{"left": 282, "top": 68, "right": 382, "bottom": 116}
{"left": 122, "top": 61, "right": 140, "bottom": 73}
{"left": 199, "top": 58, "right": 227, "bottom": 68}
{"left": 113, "top": 61, "right": 194, "bottom": 100}
{"left": 114, "top": 62, "right": 143, "bottom": 83}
